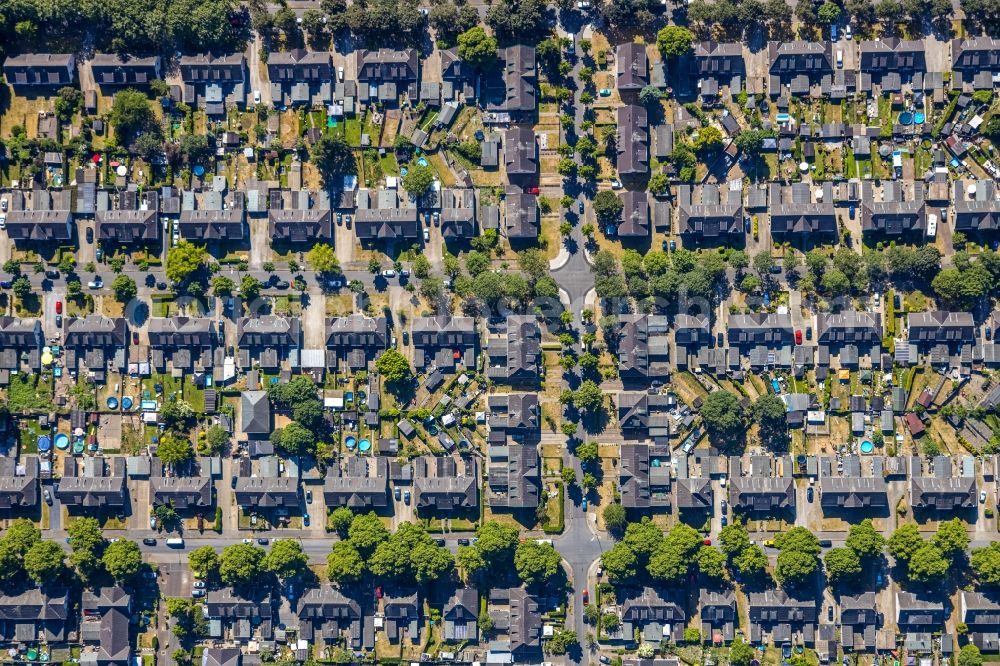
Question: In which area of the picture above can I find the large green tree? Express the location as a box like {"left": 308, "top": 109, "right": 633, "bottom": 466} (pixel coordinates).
{"left": 263, "top": 539, "right": 309, "bottom": 580}
{"left": 701, "top": 390, "right": 746, "bottom": 449}
{"left": 327, "top": 541, "right": 364, "bottom": 584}
{"left": 219, "top": 543, "right": 265, "bottom": 587}
{"left": 102, "top": 540, "right": 143, "bottom": 582}
{"left": 601, "top": 543, "right": 639, "bottom": 582}
{"left": 456, "top": 26, "right": 498, "bottom": 69}
{"left": 845, "top": 519, "right": 885, "bottom": 562}
{"left": 514, "top": 540, "right": 562, "bottom": 586}
{"left": 348, "top": 512, "right": 390, "bottom": 556}
{"left": 24, "top": 541, "right": 65, "bottom": 584}
{"left": 824, "top": 547, "right": 862, "bottom": 587}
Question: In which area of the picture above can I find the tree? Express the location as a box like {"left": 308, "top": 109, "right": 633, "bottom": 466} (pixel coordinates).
{"left": 753, "top": 250, "right": 775, "bottom": 275}
{"left": 845, "top": 519, "right": 885, "bottom": 561}
{"left": 623, "top": 517, "right": 664, "bottom": 560}
{"left": 694, "top": 126, "right": 723, "bottom": 151}
{"left": 306, "top": 244, "right": 340, "bottom": 274}
{"left": 204, "top": 426, "right": 229, "bottom": 454}
{"left": 888, "top": 524, "right": 924, "bottom": 563}
{"left": 412, "top": 541, "right": 454, "bottom": 583}
{"left": 959, "top": 645, "right": 984, "bottom": 666}
{"left": 514, "top": 540, "right": 562, "bottom": 586}
{"left": 573, "top": 380, "right": 605, "bottom": 413}
{"left": 166, "top": 598, "right": 205, "bottom": 641}
{"left": 824, "top": 547, "right": 862, "bottom": 587}
{"left": 601, "top": 543, "right": 639, "bottom": 582}
{"left": 457, "top": 26, "right": 498, "bottom": 69}
{"left": 402, "top": 164, "right": 435, "bottom": 197}
{"left": 648, "top": 524, "right": 702, "bottom": 583}
{"left": 311, "top": 135, "right": 356, "bottom": 181}
{"left": 561, "top": 467, "right": 577, "bottom": 485}
{"left": 638, "top": 85, "right": 663, "bottom": 108}
{"left": 719, "top": 520, "right": 751, "bottom": 558}
{"left": 189, "top": 546, "right": 220, "bottom": 578}
{"left": 12, "top": 277, "right": 32, "bottom": 300}
{"left": 475, "top": 521, "right": 521, "bottom": 571}
{"left": 24, "top": 541, "right": 65, "bottom": 584}
{"left": 456, "top": 545, "right": 487, "bottom": 577}
{"left": 733, "top": 544, "right": 769, "bottom": 578}
{"left": 575, "top": 442, "right": 599, "bottom": 466}
{"left": 701, "top": 391, "right": 745, "bottom": 449}
{"left": 102, "top": 539, "right": 143, "bottom": 582}
{"left": 157, "top": 432, "right": 194, "bottom": 467}
{"left": 485, "top": 0, "right": 548, "bottom": 42}
{"left": 730, "top": 637, "right": 755, "bottom": 666}
{"left": 271, "top": 422, "right": 315, "bottom": 457}
{"left": 328, "top": 508, "right": 354, "bottom": 535}
{"left": 375, "top": 348, "right": 413, "bottom": 387}
{"left": 972, "top": 542, "right": 1000, "bottom": 585}
{"left": 264, "top": 539, "right": 308, "bottom": 579}
{"left": 752, "top": 394, "right": 787, "bottom": 441}
{"left": 602, "top": 503, "right": 627, "bottom": 532}
{"left": 547, "top": 630, "right": 579, "bottom": 656}
{"left": 593, "top": 190, "right": 624, "bottom": 225}
{"left": 5, "top": 518, "right": 41, "bottom": 556}
{"left": 348, "top": 512, "right": 390, "bottom": 556}
{"left": 166, "top": 240, "right": 205, "bottom": 284}
{"left": 933, "top": 518, "right": 970, "bottom": 559}
{"left": 735, "top": 129, "right": 772, "bottom": 156}
{"left": 817, "top": 0, "right": 841, "bottom": 22}
{"left": 110, "top": 274, "right": 137, "bottom": 302}
{"left": 775, "top": 549, "right": 820, "bottom": 586}
{"left": 109, "top": 89, "right": 154, "bottom": 143}
{"left": 219, "top": 543, "right": 265, "bottom": 587}
{"left": 775, "top": 527, "right": 821, "bottom": 555}
{"left": 907, "top": 542, "right": 949, "bottom": 583}
{"left": 412, "top": 255, "right": 432, "bottom": 279}
{"left": 656, "top": 25, "right": 694, "bottom": 56}
{"left": 212, "top": 275, "right": 235, "bottom": 296}
{"left": 697, "top": 545, "right": 727, "bottom": 580}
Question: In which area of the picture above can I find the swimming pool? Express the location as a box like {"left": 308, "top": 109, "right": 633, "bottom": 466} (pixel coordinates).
{"left": 345, "top": 436, "right": 357, "bottom": 450}
{"left": 359, "top": 439, "right": 371, "bottom": 452}
{"left": 860, "top": 440, "right": 874, "bottom": 454}
{"left": 899, "top": 112, "right": 913, "bottom": 125}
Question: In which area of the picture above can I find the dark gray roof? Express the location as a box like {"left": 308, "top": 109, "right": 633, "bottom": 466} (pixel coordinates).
{"left": 413, "top": 456, "right": 478, "bottom": 510}
{"left": 241, "top": 391, "right": 271, "bottom": 435}
{"left": 616, "top": 42, "right": 649, "bottom": 91}
{"left": 3, "top": 53, "right": 75, "bottom": 86}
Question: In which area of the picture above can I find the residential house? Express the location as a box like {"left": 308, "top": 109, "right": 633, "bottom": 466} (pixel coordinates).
{"left": 619, "top": 443, "right": 671, "bottom": 510}
{"left": 840, "top": 593, "right": 879, "bottom": 652}
{"left": 727, "top": 312, "right": 794, "bottom": 370}
{"left": 896, "top": 591, "right": 944, "bottom": 631}
{"left": 748, "top": 589, "right": 817, "bottom": 645}
{"left": 0, "top": 588, "right": 71, "bottom": 643}
{"left": 960, "top": 590, "right": 1000, "bottom": 652}
{"left": 234, "top": 465, "right": 299, "bottom": 509}
{"left": 268, "top": 189, "right": 332, "bottom": 242}
{"left": 504, "top": 190, "right": 539, "bottom": 240}
{"left": 63, "top": 315, "right": 128, "bottom": 382}
{"left": 356, "top": 49, "right": 419, "bottom": 104}
{"left": 96, "top": 189, "right": 160, "bottom": 244}
{"left": 953, "top": 179, "right": 1000, "bottom": 232}
{"left": 909, "top": 455, "right": 977, "bottom": 510}
{"left": 149, "top": 458, "right": 213, "bottom": 510}
{"left": 504, "top": 127, "right": 537, "bottom": 180}
{"left": 205, "top": 589, "right": 274, "bottom": 642}
{"left": 621, "top": 587, "right": 686, "bottom": 643}
{"left": 0, "top": 457, "right": 39, "bottom": 510}
{"left": 691, "top": 42, "right": 744, "bottom": 105}
{"left": 56, "top": 456, "right": 127, "bottom": 509}
{"left": 487, "top": 393, "right": 540, "bottom": 437}
{"left": 440, "top": 48, "right": 475, "bottom": 100}
{"left": 2, "top": 54, "right": 75, "bottom": 87}
{"left": 266, "top": 49, "right": 332, "bottom": 106}
{"left": 411, "top": 315, "right": 476, "bottom": 371}
{"left": 236, "top": 316, "right": 300, "bottom": 370}
{"left": 700, "top": 589, "right": 737, "bottom": 643}
{"left": 486, "top": 587, "right": 542, "bottom": 662}
{"left": 80, "top": 587, "right": 131, "bottom": 666}
{"left": 858, "top": 38, "right": 926, "bottom": 91}
{"left": 729, "top": 456, "right": 795, "bottom": 512}
{"left": 951, "top": 37, "right": 1000, "bottom": 90}
{"left": 383, "top": 589, "right": 420, "bottom": 643}
{"left": 354, "top": 188, "right": 420, "bottom": 242}
{"left": 148, "top": 317, "right": 215, "bottom": 373}
{"left": 443, "top": 587, "right": 478, "bottom": 643}
{"left": 860, "top": 180, "right": 927, "bottom": 236}
{"left": 617, "top": 394, "right": 672, "bottom": 442}
{"left": 816, "top": 311, "right": 882, "bottom": 369}
{"left": 179, "top": 53, "right": 246, "bottom": 114}
{"left": 439, "top": 188, "right": 477, "bottom": 240}
{"left": 617, "top": 104, "right": 650, "bottom": 179}
{"left": 819, "top": 476, "right": 888, "bottom": 510}
{"left": 240, "top": 391, "right": 271, "bottom": 440}
{"left": 616, "top": 42, "right": 648, "bottom": 94}
{"left": 487, "top": 441, "right": 540, "bottom": 510}
{"left": 676, "top": 184, "right": 743, "bottom": 239}
{"left": 769, "top": 182, "right": 837, "bottom": 236}
{"left": 413, "top": 456, "right": 478, "bottom": 511}
{"left": 617, "top": 314, "right": 670, "bottom": 382}
{"left": 675, "top": 314, "right": 712, "bottom": 350}
{"left": 4, "top": 189, "right": 73, "bottom": 242}
{"left": 325, "top": 315, "right": 387, "bottom": 372}
{"left": 0, "top": 317, "right": 43, "bottom": 379}
{"left": 91, "top": 54, "right": 161, "bottom": 87}
{"left": 486, "top": 315, "right": 541, "bottom": 385}
{"left": 676, "top": 476, "right": 713, "bottom": 511}
{"left": 906, "top": 311, "right": 975, "bottom": 362}
{"left": 297, "top": 585, "right": 369, "bottom": 650}
{"left": 484, "top": 45, "right": 537, "bottom": 118}
{"left": 323, "top": 456, "right": 389, "bottom": 509}
{"left": 618, "top": 190, "right": 650, "bottom": 237}
{"left": 178, "top": 188, "right": 246, "bottom": 241}
{"left": 768, "top": 41, "right": 833, "bottom": 96}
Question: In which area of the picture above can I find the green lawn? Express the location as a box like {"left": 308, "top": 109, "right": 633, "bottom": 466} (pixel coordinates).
{"left": 345, "top": 116, "right": 362, "bottom": 147}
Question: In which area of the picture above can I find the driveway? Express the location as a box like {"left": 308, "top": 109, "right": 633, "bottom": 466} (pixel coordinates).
{"left": 301, "top": 292, "right": 327, "bottom": 349}
{"left": 334, "top": 222, "right": 355, "bottom": 265}
{"left": 75, "top": 219, "right": 96, "bottom": 266}
{"left": 249, "top": 217, "right": 270, "bottom": 269}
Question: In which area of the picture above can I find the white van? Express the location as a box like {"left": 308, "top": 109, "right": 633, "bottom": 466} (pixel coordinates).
{"left": 926, "top": 214, "right": 938, "bottom": 238}
{"left": 836, "top": 50, "right": 843, "bottom": 68}
{"left": 166, "top": 538, "right": 185, "bottom": 548}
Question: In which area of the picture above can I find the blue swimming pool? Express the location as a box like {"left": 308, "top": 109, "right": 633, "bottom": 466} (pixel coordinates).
{"left": 860, "top": 440, "right": 874, "bottom": 454}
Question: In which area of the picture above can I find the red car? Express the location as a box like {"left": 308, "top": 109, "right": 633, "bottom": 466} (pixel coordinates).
{"left": 795, "top": 329, "right": 803, "bottom": 345}
{"left": 55, "top": 301, "right": 62, "bottom": 315}
{"left": 527, "top": 186, "right": 540, "bottom": 195}
{"left": 582, "top": 589, "right": 589, "bottom": 605}
{"left": 703, "top": 538, "right": 712, "bottom": 546}
{"left": 375, "top": 586, "right": 383, "bottom": 599}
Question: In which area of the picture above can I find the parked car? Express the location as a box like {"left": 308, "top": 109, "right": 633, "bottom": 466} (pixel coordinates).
{"left": 578, "top": 200, "right": 585, "bottom": 214}
{"left": 55, "top": 314, "right": 62, "bottom": 328}
{"left": 257, "top": 538, "right": 269, "bottom": 545}
{"left": 582, "top": 589, "right": 589, "bottom": 605}
{"left": 43, "top": 488, "right": 52, "bottom": 505}
{"left": 806, "top": 326, "right": 812, "bottom": 341}
{"left": 423, "top": 229, "right": 430, "bottom": 242}
{"left": 581, "top": 498, "right": 588, "bottom": 511}
{"left": 142, "top": 538, "right": 157, "bottom": 546}
{"left": 721, "top": 499, "right": 727, "bottom": 513}
{"left": 807, "top": 486, "right": 814, "bottom": 502}
{"left": 253, "top": 90, "right": 261, "bottom": 104}
{"left": 381, "top": 269, "right": 396, "bottom": 278}
{"left": 0, "top": 281, "right": 10, "bottom": 289}
{"left": 403, "top": 490, "right": 411, "bottom": 505}
{"left": 303, "top": 513, "right": 310, "bottom": 526}
{"left": 828, "top": 606, "right": 834, "bottom": 621}
{"left": 306, "top": 490, "right": 313, "bottom": 503}
{"left": 394, "top": 486, "right": 401, "bottom": 501}
{"left": 87, "top": 277, "right": 103, "bottom": 289}
{"left": 981, "top": 490, "right": 988, "bottom": 503}
{"left": 192, "top": 589, "right": 205, "bottom": 598}
{"left": 457, "top": 538, "right": 470, "bottom": 545}
{"left": 763, "top": 539, "right": 776, "bottom": 547}
{"left": 375, "top": 586, "right": 383, "bottom": 599}
{"left": 55, "top": 301, "right": 62, "bottom": 314}
{"left": 721, "top": 516, "right": 728, "bottom": 527}
{"left": 86, "top": 227, "right": 94, "bottom": 243}
{"left": 46, "top": 270, "right": 60, "bottom": 279}
{"left": 818, "top": 539, "right": 832, "bottom": 547}
{"left": 795, "top": 329, "right": 803, "bottom": 345}
{"left": 193, "top": 581, "right": 206, "bottom": 589}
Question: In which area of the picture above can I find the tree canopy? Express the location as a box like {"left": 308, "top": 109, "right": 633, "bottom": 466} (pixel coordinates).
{"left": 514, "top": 539, "right": 562, "bottom": 586}
{"left": 700, "top": 390, "right": 746, "bottom": 449}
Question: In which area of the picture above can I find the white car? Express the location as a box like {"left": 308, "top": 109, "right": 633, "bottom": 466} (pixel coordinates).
{"left": 381, "top": 269, "right": 396, "bottom": 278}
{"left": 610, "top": 179, "right": 622, "bottom": 189}
{"left": 87, "top": 277, "right": 103, "bottom": 289}
{"left": 844, "top": 23, "right": 852, "bottom": 39}
{"left": 423, "top": 229, "right": 430, "bottom": 242}
{"left": 0, "top": 215, "right": 6, "bottom": 230}
{"left": 242, "top": 538, "right": 252, "bottom": 544}
{"left": 253, "top": 90, "right": 261, "bottom": 105}
{"left": 577, "top": 0, "right": 591, "bottom": 6}
{"left": 981, "top": 490, "right": 988, "bottom": 503}
{"left": 337, "top": 66, "right": 344, "bottom": 81}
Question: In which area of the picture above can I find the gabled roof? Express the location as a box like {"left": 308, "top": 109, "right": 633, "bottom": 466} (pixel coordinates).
{"left": 616, "top": 42, "right": 648, "bottom": 91}
{"left": 617, "top": 105, "right": 649, "bottom": 177}
{"left": 63, "top": 316, "right": 127, "bottom": 348}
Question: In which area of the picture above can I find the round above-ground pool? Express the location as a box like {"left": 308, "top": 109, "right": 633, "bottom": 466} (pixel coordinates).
{"left": 122, "top": 396, "right": 134, "bottom": 410}
{"left": 26, "top": 649, "right": 37, "bottom": 661}
{"left": 107, "top": 397, "right": 119, "bottom": 409}
{"left": 914, "top": 112, "right": 926, "bottom": 124}
{"left": 416, "top": 157, "right": 429, "bottom": 167}
{"left": 428, "top": 425, "right": 439, "bottom": 435}
{"left": 345, "top": 436, "right": 357, "bottom": 450}
{"left": 54, "top": 433, "right": 69, "bottom": 450}
{"left": 400, "top": 167, "right": 409, "bottom": 176}
{"left": 899, "top": 112, "right": 914, "bottom": 125}
{"left": 860, "top": 440, "right": 874, "bottom": 454}
{"left": 37, "top": 436, "right": 51, "bottom": 452}
{"left": 358, "top": 439, "right": 372, "bottom": 452}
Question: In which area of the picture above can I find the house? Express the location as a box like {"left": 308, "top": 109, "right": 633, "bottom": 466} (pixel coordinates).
{"left": 80, "top": 587, "right": 131, "bottom": 666}
{"left": 439, "top": 188, "right": 477, "bottom": 240}
{"left": 860, "top": 181, "right": 927, "bottom": 235}
{"left": 325, "top": 315, "right": 387, "bottom": 372}
{"left": 621, "top": 587, "right": 686, "bottom": 643}
{"left": 383, "top": 589, "right": 420, "bottom": 643}
{"left": 617, "top": 104, "right": 650, "bottom": 179}
{"left": 769, "top": 182, "right": 837, "bottom": 236}
{"left": 951, "top": 37, "right": 1000, "bottom": 90}
{"left": 96, "top": 189, "right": 160, "bottom": 243}
{"left": 504, "top": 127, "right": 537, "bottom": 179}
{"left": 618, "top": 190, "right": 650, "bottom": 237}
{"left": 56, "top": 456, "right": 127, "bottom": 508}
{"left": 691, "top": 42, "right": 744, "bottom": 104}
{"left": 896, "top": 591, "right": 944, "bottom": 630}
{"left": 236, "top": 316, "right": 300, "bottom": 370}
{"left": 179, "top": 53, "right": 246, "bottom": 114}
{"left": 727, "top": 313, "right": 794, "bottom": 349}
{"left": 486, "top": 315, "right": 541, "bottom": 385}
{"left": 618, "top": 394, "right": 672, "bottom": 441}
{"left": 487, "top": 588, "right": 542, "bottom": 661}
{"left": 748, "top": 589, "right": 817, "bottom": 646}
{"left": 676, "top": 477, "right": 713, "bottom": 510}
{"left": 819, "top": 476, "right": 888, "bottom": 510}
{"left": 63, "top": 315, "right": 128, "bottom": 382}
{"left": 961, "top": 590, "right": 1000, "bottom": 652}
{"left": 0, "top": 457, "right": 39, "bottom": 510}
{"left": 323, "top": 456, "right": 388, "bottom": 509}
{"left": 413, "top": 456, "right": 477, "bottom": 511}
{"left": 858, "top": 38, "right": 926, "bottom": 91}
{"left": 617, "top": 314, "right": 670, "bottom": 381}
{"left": 150, "top": 458, "right": 213, "bottom": 509}
{"left": 675, "top": 314, "right": 712, "bottom": 349}
{"left": 443, "top": 587, "right": 478, "bottom": 643}
{"left": 240, "top": 391, "right": 271, "bottom": 439}
{"left": 234, "top": 473, "right": 299, "bottom": 509}
{"left": 179, "top": 189, "right": 246, "bottom": 240}
{"left": 487, "top": 394, "right": 540, "bottom": 436}
{"left": 91, "top": 54, "right": 161, "bottom": 87}
{"left": 700, "top": 589, "right": 737, "bottom": 644}
{"left": 148, "top": 317, "right": 215, "bottom": 373}
{"left": 907, "top": 311, "right": 975, "bottom": 349}
{"left": 266, "top": 49, "right": 332, "bottom": 106}
{"left": 504, "top": 191, "right": 539, "bottom": 240}
{"left": 953, "top": 179, "right": 1000, "bottom": 232}
{"left": 3, "top": 54, "right": 75, "bottom": 87}
{"left": 816, "top": 311, "right": 882, "bottom": 368}
{"left": 4, "top": 189, "right": 73, "bottom": 242}
{"left": 354, "top": 188, "right": 420, "bottom": 242}
{"left": 619, "top": 443, "right": 671, "bottom": 510}
{"left": 356, "top": 49, "right": 419, "bottom": 104}
{"left": 768, "top": 41, "right": 833, "bottom": 96}
{"left": 484, "top": 45, "right": 537, "bottom": 118}
{"left": 487, "top": 442, "right": 540, "bottom": 510}
{"left": 297, "top": 585, "right": 368, "bottom": 650}
{"left": 676, "top": 184, "right": 743, "bottom": 238}
{"left": 0, "top": 588, "right": 71, "bottom": 643}
{"left": 268, "top": 189, "right": 332, "bottom": 242}
{"left": 616, "top": 42, "right": 649, "bottom": 93}
{"left": 411, "top": 316, "right": 476, "bottom": 371}
{"left": 440, "top": 48, "right": 475, "bottom": 100}
{"left": 729, "top": 456, "right": 795, "bottom": 512}
{"left": 839, "top": 592, "right": 878, "bottom": 652}
{"left": 0, "top": 317, "right": 43, "bottom": 378}
{"left": 909, "top": 467, "right": 977, "bottom": 510}
{"left": 205, "top": 589, "right": 274, "bottom": 641}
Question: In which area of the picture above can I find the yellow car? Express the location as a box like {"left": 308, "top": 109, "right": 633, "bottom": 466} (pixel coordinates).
{"left": 763, "top": 539, "right": 776, "bottom": 547}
